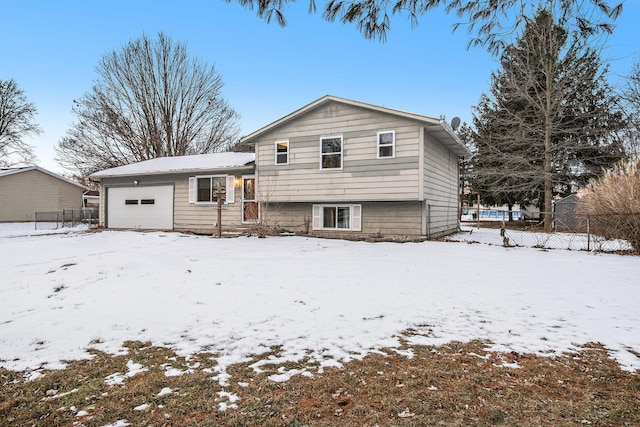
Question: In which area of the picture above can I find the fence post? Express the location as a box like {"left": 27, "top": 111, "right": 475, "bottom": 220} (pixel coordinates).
{"left": 587, "top": 215, "right": 591, "bottom": 252}
{"left": 426, "top": 204, "right": 431, "bottom": 240}
{"left": 477, "top": 194, "right": 480, "bottom": 229}
{"left": 35, "top": 212, "right": 38, "bottom": 230}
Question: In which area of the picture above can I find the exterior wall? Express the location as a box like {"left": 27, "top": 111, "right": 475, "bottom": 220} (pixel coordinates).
{"left": 254, "top": 102, "right": 421, "bottom": 203}
{"left": 99, "top": 170, "right": 252, "bottom": 234}
{"left": 423, "top": 130, "right": 461, "bottom": 237}
{"left": 0, "top": 170, "right": 83, "bottom": 221}
{"left": 267, "top": 201, "right": 423, "bottom": 236}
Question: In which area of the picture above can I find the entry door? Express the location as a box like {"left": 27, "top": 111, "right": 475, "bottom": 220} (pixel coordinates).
{"left": 242, "top": 176, "right": 259, "bottom": 223}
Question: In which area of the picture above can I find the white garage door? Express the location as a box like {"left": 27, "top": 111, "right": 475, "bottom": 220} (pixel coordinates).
{"left": 107, "top": 186, "right": 174, "bottom": 230}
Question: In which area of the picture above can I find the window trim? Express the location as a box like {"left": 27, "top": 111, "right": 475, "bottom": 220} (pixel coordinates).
{"left": 319, "top": 135, "right": 343, "bottom": 170}
{"left": 193, "top": 174, "right": 228, "bottom": 205}
{"left": 275, "top": 140, "right": 289, "bottom": 165}
{"left": 312, "top": 204, "right": 362, "bottom": 231}
{"left": 377, "top": 130, "right": 395, "bottom": 159}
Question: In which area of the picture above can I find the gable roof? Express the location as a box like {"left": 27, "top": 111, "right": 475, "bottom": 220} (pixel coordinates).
{"left": 90, "top": 152, "right": 256, "bottom": 179}
{"left": 239, "top": 95, "right": 472, "bottom": 158}
{"left": 0, "top": 166, "right": 87, "bottom": 189}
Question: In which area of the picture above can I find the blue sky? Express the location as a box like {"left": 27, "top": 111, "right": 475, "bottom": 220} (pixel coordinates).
{"left": 3, "top": 0, "right": 639, "bottom": 174}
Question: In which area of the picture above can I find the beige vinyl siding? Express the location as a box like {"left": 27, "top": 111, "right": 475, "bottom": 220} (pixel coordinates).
{"left": 423, "top": 131, "right": 459, "bottom": 206}
{"left": 267, "top": 201, "right": 423, "bottom": 236}
{"left": 100, "top": 171, "right": 250, "bottom": 234}
{"left": 423, "top": 130, "right": 460, "bottom": 236}
{"left": 0, "top": 170, "right": 83, "bottom": 221}
{"left": 255, "top": 103, "right": 421, "bottom": 203}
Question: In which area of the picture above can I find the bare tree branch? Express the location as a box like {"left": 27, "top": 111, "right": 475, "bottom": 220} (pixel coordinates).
{"left": 0, "top": 79, "right": 41, "bottom": 167}
{"left": 55, "top": 32, "right": 241, "bottom": 178}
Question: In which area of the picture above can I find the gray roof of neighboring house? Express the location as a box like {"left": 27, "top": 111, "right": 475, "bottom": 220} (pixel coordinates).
{"left": 239, "top": 95, "right": 472, "bottom": 158}
{"left": 89, "top": 152, "right": 256, "bottom": 179}
{"left": 0, "top": 166, "right": 87, "bottom": 189}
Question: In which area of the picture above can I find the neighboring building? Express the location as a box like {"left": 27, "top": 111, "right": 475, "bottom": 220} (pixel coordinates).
{"left": 83, "top": 190, "right": 100, "bottom": 209}
{"left": 240, "top": 95, "right": 471, "bottom": 237}
{"left": 0, "top": 166, "right": 86, "bottom": 222}
{"left": 91, "top": 95, "right": 471, "bottom": 238}
{"left": 90, "top": 153, "right": 255, "bottom": 234}
{"left": 554, "top": 193, "right": 584, "bottom": 232}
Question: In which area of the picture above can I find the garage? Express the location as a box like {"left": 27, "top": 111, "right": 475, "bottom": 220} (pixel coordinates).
{"left": 107, "top": 185, "right": 174, "bottom": 229}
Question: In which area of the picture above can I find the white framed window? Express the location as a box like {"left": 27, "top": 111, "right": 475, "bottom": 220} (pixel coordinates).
{"left": 275, "top": 140, "right": 289, "bottom": 165}
{"left": 312, "top": 204, "right": 361, "bottom": 231}
{"left": 320, "top": 135, "right": 343, "bottom": 170}
{"left": 188, "top": 175, "right": 235, "bottom": 205}
{"left": 377, "top": 130, "right": 395, "bottom": 159}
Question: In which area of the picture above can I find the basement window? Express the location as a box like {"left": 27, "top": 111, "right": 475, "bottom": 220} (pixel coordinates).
{"left": 312, "top": 204, "right": 362, "bottom": 231}
{"left": 141, "top": 199, "right": 155, "bottom": 205}
{"left": 125, "top": 199, "right": 138, "bottom": 205}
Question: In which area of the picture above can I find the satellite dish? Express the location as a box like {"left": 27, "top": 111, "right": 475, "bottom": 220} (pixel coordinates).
{"left": 451, "top": 117, "right": 461, "bottom": 131}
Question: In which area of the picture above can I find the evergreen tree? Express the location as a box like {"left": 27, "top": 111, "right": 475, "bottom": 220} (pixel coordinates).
{"left": 469, "top": 9, "right": 625, "bottom": 230}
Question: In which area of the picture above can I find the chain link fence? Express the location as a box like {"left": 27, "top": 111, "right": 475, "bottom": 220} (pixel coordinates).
{"left": 34, "top": 208, "right": 98, "bottom": 230}
{"left": 452, "top": 209, "right": 638, "bottom": 253}
{"left": 427, "top": 204, "right": 461, "bottom": 239}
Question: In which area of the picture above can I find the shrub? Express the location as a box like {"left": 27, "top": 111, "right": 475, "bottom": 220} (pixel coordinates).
{"left": 580, "top": 160, "right": 640, "bottom": 253}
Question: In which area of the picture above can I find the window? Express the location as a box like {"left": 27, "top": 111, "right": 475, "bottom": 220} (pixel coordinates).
{"left": 275, "top": 140, "right": 289, "bottom": 165}
{"left": 195, "top": 176, "right": 226, "bottom": 203}
{"left": 320, "top": 135, "right": 343, "bottom": 170}
{"left": 140, "top": 199, "right": 155, "bottom": 205}
{"left": 312, "top": 204, "right": 361, "bottom": 231}
{"left": 188, "top": 175, "right": 235, "bottom": 205}
{"left": 377, "top": 130, "right": 395, "bottom": 158}
{"left": 323, "top": 206, "right": 350, "bottom": 229}
{"left": 125, "top": 199, "right": 138, "bottom": 205}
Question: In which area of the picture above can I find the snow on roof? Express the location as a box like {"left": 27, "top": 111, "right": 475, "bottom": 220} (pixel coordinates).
{"left": 0, "top": 166, "right": 87, "bottom": 189}
{"left": 90, "top": 152, "right": 255, "bottom": 178}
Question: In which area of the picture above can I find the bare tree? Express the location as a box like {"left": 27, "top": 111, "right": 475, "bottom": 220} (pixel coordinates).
{"left": 619, "top": 61, "right": 640, "bottom": 161}
{"left": 56, "top": 32, "right": 240, "bottom": 178}
{"left": 0, "top": 79, "right": 41, "bottom": 167}
{"left": 469, "top": 9, "right": 625, "bottom": 231}
{"left": 228, "top": 0, "right": 622, "bottom": 51}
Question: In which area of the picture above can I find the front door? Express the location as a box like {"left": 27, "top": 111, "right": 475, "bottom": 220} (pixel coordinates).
{"left": 242, "top": 176, "right": 259, "bottom": 223}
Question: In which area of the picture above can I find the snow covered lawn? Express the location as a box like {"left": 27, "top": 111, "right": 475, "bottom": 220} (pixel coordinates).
{"left": 1, "top": 228, "right": 639, "bottom": 383}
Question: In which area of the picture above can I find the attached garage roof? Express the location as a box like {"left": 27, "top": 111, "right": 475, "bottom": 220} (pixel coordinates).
{"left": 90, "top": 152, "right": 255, "bottom": 179}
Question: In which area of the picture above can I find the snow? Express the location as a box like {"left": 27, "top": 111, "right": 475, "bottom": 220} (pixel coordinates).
{"left": 99, "top": 421, "right": 130, "bottom": 427}
{"left": 104, "top": 360, "right": 148, "bottom": 386}
{"left": 157, "top": 387, "right": 173, "bottom": 396}
{"left": 0, "top": 222, "right": 88, "bottom": 238}
{"left": 1, "top": 228, "right": 639, "bottom": 385}
{"left": 89, "top": 152, "right": 255, "bottom": 178}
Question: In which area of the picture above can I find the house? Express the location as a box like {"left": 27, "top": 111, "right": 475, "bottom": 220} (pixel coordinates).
{"left": 91, "top": 95, "right": 471, "bottom": 238}
{"left": 240, "top": 95, "right": 471, "bottom": 237}
{"left": 90, "top": 153, "right": 255, "bottom": 233}
{"left": 0, "top": 166, "right": 86, "bottom": 222}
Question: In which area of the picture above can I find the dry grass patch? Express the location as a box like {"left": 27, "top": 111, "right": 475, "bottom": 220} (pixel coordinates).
{"left": 1, "top": 340, "right": 638, "bottom": 426}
